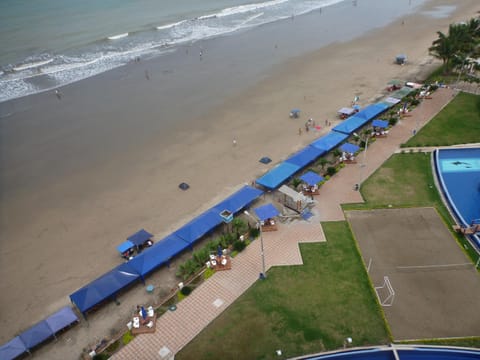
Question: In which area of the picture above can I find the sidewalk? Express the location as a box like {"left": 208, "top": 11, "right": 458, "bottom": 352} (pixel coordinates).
{"left": 112, "top": 88, "right": 455, "bottom": 359}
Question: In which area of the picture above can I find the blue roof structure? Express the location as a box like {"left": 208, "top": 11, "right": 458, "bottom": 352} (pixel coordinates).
{"left": 70, "top": 262, "right": 140, "bottom": 316}
{"left": 332, "top": 115, "right": 370, "bottom": 135}
{"left": 372, "top": 119, "right": 389, "bottom": 128}
{"left": 354, "top": 103, "right": 388, "bottom": 120}
{"left": 213, "top": 185, "right": 264, "bottom": 215}
{"left": 174, "top": 209, "right": 223, "bottom": 244}
{"left": 300, "top": 171, "right": 325, "bottom": 186}
{"left": 340, "top": 142, "right": 360, "bottom": 154}
{"left": 256, "top": 162, "right": 301, "bottom": 190}
{"left": 1, "top": 307, "right": 79, "bottom": 357}
{"left": 310, "top": 131, "right": 349, "bottom": 152}
{"left": 285, "top": 146, "right": 325, "bottom": 168}
{"left": 0, "top": 337, "right": 27, "bottom": 360}
{"left": 127, "top": 229, "right": 153, "bottom": 246}
{"left": 44, "top": 306, "right": 79, "bottom": 334}
{"left": 19, "top": 321, "right": 53, "bottom": 349}
{"left": 253, "top": 203, "right": 280, "bottom": 221}
{"left": 128, "top": 234, "right": 190, "bottom": 278}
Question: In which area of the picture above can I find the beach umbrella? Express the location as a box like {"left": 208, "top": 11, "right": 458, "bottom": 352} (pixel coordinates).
{"left": 372, "top": 119, "right": 389, "bottom": 128}
{"left": 259, "top": 156, "right": 272, "bottom": 164}
{"left": 178, "top": 182, "right": 190, "bottom": 190}
{"left": 141, "top": 306, "right": 147, "bottom": 320}
{"left": 253, "top": 203, "right": 280, "bottom": 222}
{"left": 217, "top": 245, "right": 223, "bottom": 257}
{"left": 395, "top": 54, "right": 407, "bottom": 64}
{"left": 340, "top": 142, "right": 360, "bottom": 154}
{"left": 300, "top": 171, "right": 324, "bottom": 186}
{"left": 290, "top": 109, "right": 300, "bottom": 118}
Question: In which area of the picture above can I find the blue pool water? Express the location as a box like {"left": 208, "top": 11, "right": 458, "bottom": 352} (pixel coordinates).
{"left": 434, "top": 148, "right": 480, "bottom": 248}
{"left": 299, "top": 346, "right": 480, "bottom": 360}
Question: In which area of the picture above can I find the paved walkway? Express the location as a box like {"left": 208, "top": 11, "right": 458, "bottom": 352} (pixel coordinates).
{"left": 112, "top": 87, "right": 455, "bottom": 359}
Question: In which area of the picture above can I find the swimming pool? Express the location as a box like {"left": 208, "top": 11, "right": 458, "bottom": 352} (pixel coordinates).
{"left": 295, "top": 345, "right": 480, "bottom": 360}
{"left": 434, "top": 147, "right": 480, "bottom": 249}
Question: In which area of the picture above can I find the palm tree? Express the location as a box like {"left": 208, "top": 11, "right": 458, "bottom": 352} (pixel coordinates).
{"left": 429, "top": 29, "right": 456, "bottom": 74}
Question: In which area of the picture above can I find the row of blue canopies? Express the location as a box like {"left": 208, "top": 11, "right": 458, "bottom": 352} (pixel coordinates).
{"left": 1, "top": 86, "right": 415, "bottom": 359}
{"left": 256, "top": 87, "right": 413, "bottom": 190}
{"left": 0, "top": 307, "right": 79, "bottom": 360}
{"left": 69, "top": 85, "right": 414, "bottom": 317}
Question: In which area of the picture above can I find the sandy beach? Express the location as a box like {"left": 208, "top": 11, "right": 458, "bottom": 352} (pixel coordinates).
{"left": 0, "top": 0, "right": 479, "bottom": 358}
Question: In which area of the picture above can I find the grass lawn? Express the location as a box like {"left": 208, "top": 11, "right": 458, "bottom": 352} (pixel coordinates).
{"left": 404, "top": 91, "right": 480, "bottom": 147}
{"left": 176, "top": 222, "right": 390, "bottom": 360}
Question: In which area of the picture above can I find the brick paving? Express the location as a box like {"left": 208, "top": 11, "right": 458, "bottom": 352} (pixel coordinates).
{"left": 112, "top": 88, "right": 455, "bottom": 359}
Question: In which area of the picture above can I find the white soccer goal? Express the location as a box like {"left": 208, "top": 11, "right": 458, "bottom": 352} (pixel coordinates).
{"left": 375, "top": 276, "right": 395, "bottom": 306}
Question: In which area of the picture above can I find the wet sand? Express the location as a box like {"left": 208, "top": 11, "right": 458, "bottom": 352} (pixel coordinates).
{"left": 0, "top": 0, "right": 478, "bottom": 356}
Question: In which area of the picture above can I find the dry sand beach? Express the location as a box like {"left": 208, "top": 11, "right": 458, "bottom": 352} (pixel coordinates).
{"left": 0, "top": 0, "right": 479, "bottom": 358}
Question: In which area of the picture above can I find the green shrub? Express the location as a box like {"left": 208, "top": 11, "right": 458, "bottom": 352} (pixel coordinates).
{"left": 105, "top": 340, "right": 119, "bottom": 354}
{"left": 326, "top": 166, "right": 337, "bottom": 176}
{"left": 180, "top": 286, "right": 192, "bottom": 296}
{"left": 292, "top": 177, "right": 302, "bottom": 188}
{"left": 388, "top": 117, "right": 398, "bottom": 126}
{"left": 93, "top": 354, "right": 110, "bottom": 360}
{"left": 203, "top": 267, "right": 215, "bottom": 280}
{"left": 122, "top": 331, "right": 134, "bottom": 346}
{"left": 232, "top": 218, "right": 248, "bottom": 235}
{"left": 193, "top": 247, "right": 209, "bottom": 267}
{"left": 249, "top": 227, "right": 260, "bottom": 238}
{"left": 233, "top": 239, "right": 247, "bottom": 252}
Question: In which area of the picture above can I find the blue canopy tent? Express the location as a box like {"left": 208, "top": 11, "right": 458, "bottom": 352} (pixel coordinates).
{"left": 354, "top": 103, "right": 388, "bottom": 121}
{"left": 213, "top": 185, "right": 263, "bottom": 216}
{"left": 300, "top": 171, "right": 324, "bottom": 186}
{"left": 174, "top": 209, "right": 223, "bottom": 245}
{"left": 332, "top": 115, "right": 369, "bottom": 135}
{"left": 44, "top": 306, "right": 79, "bottom": 334}
{"left": 70, "top": 262, "right": 140, "bottom": 317}
{"left": 372, "top": 119, "right": 389, "bottom": 128}
{"left": 310, "top": 131, "right": 349, "bottom": 152}
{"left": 255, "top": 162, "right": 301, "bottom": 190}
{"left": 127, "top": 229, "right": 153, "bottom": 247}
{"left": 128, "top": 234, "right": 190, "bottom": 279}
{"left": 253, "top": 203, "right": 280, "bottom": 221}
{"left": 0, "top": 337, "right": 28, "bottom": 360}
{"left": 340, "top": 142, "right": 360, "bottom": 154}
{"left": 19, "top": 321, "right": 53, "bottom": 350}
{"left": 285, "top": 146, "right": 325, "bottom": 168}
{"left": 117, "top": 240, "right": 135, "bottom": 254}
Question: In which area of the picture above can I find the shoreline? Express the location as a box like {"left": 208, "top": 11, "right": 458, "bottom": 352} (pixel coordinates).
{"left": 1, "top": 0, "right": 479, "bottom": 356}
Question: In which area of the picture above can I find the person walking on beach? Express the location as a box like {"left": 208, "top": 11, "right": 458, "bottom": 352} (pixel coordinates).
{"left": 145, "top": 70, "right": 150, "bottom": 80}
{"left": 233, "top": 138, "right": 237, "bottom": 147}
{"left": 298, "top": 128, "right": 302, "bottom": 136}
{"left": 55, "top": 89, "right": 62, "bottom": 100}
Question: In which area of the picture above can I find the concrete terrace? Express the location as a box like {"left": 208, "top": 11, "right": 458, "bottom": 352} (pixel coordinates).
{"left": 112, "top": 87, "right": 456, "bottom": 359}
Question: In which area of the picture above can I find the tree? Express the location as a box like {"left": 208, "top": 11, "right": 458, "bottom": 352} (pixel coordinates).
{"left": 429, "top": 30, "right": 456, "bottom": 74}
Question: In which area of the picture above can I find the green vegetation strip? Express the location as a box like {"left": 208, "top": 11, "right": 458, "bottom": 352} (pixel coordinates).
{"left": 405, "top": 92, "right": 480, "bottom": 147}
{"left": 176, "top": 222, "right": 389, "bottom": 360}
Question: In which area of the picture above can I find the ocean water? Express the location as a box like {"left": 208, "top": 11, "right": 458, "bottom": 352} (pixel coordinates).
{"left": 0, "top": 0, "right": 347, "bottom": 103}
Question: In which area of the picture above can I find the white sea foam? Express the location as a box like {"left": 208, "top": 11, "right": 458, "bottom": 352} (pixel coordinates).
{"left": 107, "top": 33, "right": 129, "bottom": 40}
{"left": 156, "top": 20, "right": 186, "bottom": 30}
{"left": 13, "top": 59, "right": 53, "bottom": 72}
